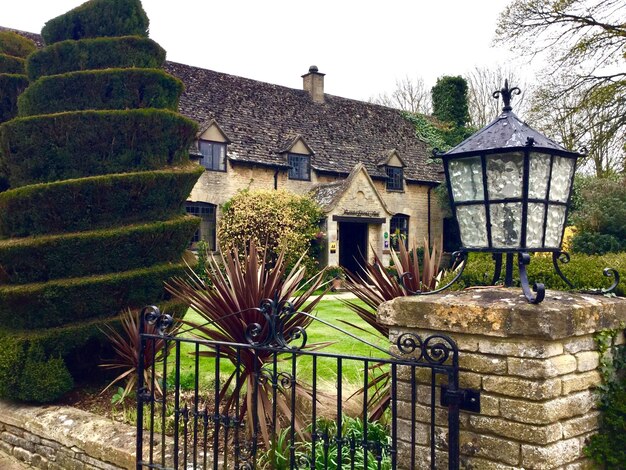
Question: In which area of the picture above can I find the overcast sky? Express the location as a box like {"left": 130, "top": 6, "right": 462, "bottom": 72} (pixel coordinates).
{"left": 2, "top": 0, "right": 525, "bottom": 102}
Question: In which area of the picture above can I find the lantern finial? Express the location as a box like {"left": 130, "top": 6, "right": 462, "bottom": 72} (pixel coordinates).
{"left": 493, "top": 79, "right": 521, "bottom": 112}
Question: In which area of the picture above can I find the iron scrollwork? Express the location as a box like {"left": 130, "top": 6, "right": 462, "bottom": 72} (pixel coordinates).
{"left": 396, "top": 332, "right": 459, "bottom": 365}
{"left": 244, "top": 298, "right": 308, "bottom": 351}
{"left": 141, "top": 305, "right": 173, "bottom": 336}
{"left": 552, "top": 251, "right": 620, "bottom": 295}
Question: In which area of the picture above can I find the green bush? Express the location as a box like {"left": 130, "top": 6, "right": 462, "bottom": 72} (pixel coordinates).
{"left": 572, "top": 232, "right": 624, "bottom": 255}
{"left": 17, "top": 346, "right": 74, "bottom": 403}
{"left": 0, "top": 54, "right": 25, "bottom": 74}
{"left": 218, "top": 189, "right": 324, "bottom": 274}
{"left": 18, "top": 68, "right": 183, "bottom": 116}
{"left": 0, "top": 31, "right": 36, "bottom": 58}
{"left": 26, "top": 36, "right": 165, "bottom": 80}
{"left": 0, "top": 262, "right": 185, "bottom": 329}
{"left": 0, "top": 74, "right": 29, "bottom": 123}
{"left": 0, "top": 109, "right": 197, "bottom": 187}
{"left": 42, "top": 0, "right": 149, "bottom": 45}
{"left": 446, "top": 252, "right": 626, "bottom": 296}
{"left": 0, "top": 166, "right": 202, "bottom": 238}
{"left": 571, "top": 176, "right": 626, "bottom": 254}
{"left": 0, "top": 215, "right": 198, "bottom": 284}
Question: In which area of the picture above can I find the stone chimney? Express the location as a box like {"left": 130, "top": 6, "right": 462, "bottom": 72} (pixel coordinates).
{"left": 302, "top": 65, "right": 325, "bottom": 103}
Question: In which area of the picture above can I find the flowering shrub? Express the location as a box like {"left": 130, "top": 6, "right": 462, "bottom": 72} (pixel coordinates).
{"left": 218, "top": 189, "right": 323, "bottom": 274}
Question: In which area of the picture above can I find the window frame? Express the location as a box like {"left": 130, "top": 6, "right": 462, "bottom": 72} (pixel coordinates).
{"left": 385, "top": 165, "right": 404, "bottom": 191}
{"left": 390, "top": 214, "right": 409, "bottom": 250}
{"left": 185, "top": 202, "right": 217, "bottom": 250}
{"left": 198, "top": 140, "right": 227, "bottom": 172}
{"left": 288, "top": 153, "right": 311, "bottom": 181}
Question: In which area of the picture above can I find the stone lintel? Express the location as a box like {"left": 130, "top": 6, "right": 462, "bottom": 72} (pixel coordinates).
{"left": 378, "top": 288, "right": 626, "bottom": 340}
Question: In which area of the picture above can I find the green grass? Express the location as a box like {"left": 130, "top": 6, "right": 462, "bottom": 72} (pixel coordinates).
{"left": 168, "top": 299, "right": 389, "bottom": 394}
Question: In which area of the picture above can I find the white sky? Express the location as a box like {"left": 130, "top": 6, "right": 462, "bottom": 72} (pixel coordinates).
{"left": 2, "top": 0, "right": 525, "bottom": 102}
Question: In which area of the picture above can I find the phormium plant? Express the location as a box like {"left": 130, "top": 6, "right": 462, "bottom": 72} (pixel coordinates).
{"left": 341, "top": 238, "right": 443, "bottom": 419}
{"left": 165, "top": 240, "right": 328, "bottom": 446}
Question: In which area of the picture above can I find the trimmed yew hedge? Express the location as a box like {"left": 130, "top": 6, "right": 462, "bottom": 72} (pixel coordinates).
{"left": 0, "top": 166, "right": 203, "bottom": 237}
{"left": 26, "top": 36, "right": 165, "bottom": 80}
{"left": 0, "top": 74, "right": 29, "bottom": 123}
{"left": 0, "top": 215, "right": 198, "bottom": 284}
{"left": 0, "top": 262, "right": 185, "bottom": 329}
{"left": 18, "top": 68, "right": 183, "bottom": 116}
{"left": 0, "top": 31, "right": 36, "bottom": 58}
{"left": 0, "top": 54, "right": 25, "bottom": 74}
{"left": 0, "top": 109, "right": 197, "bottom": 186}
{"left": 42, "top": 0, "right": 149, "bottom": 45}
{"left": 0, "top": 299, "right": 187, "bottom": 402}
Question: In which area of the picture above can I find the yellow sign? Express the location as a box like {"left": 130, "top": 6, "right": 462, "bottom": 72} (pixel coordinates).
{"left": 330, "top": 242, "right": 337, "bottom": 253}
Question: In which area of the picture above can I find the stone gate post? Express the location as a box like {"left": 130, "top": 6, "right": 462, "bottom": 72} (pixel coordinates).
{"left": 378, "top": 289, "right": 626, "bottom": 469}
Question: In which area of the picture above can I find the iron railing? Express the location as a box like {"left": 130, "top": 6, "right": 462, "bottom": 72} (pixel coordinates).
{"left": 136, "top": 300, "right": 463, "bottom": 469}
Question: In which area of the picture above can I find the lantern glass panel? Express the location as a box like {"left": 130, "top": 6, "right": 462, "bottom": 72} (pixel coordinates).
{"left": 529, "top": 152, "right": 551, "bottom": 199}
{"left": 549, "top": 156, "right": 575, "bottom": 202}
{"left": 456, "top": 205, "right": 488, "bottom": 248}
{"left": 545, "top": 205, "right": 567, "bottom": 247}
{"left": 486, "top": 152, "right": 523, "bottom": 199}
{"left": 449, "top": 157, "right": 483, "bottom": 202}
{"left": 490, "top": 202, "right": 522, "bottom": 248}
{"left": 527, "top": 202, "right": 546, "bottom": 248}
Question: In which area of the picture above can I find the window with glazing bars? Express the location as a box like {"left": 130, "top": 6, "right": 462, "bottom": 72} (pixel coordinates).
{"left": 288, "top": 153, "right": 311, "bottom": 180}
{"left": 185, "top": 202, "right": 217, "bottom": 250}
{"left": 199, "top": 141, "right": 227, "bottom": 171}
{"left": 386, "top": 166, "right": 404, "bottom": 190}
{"left": 390, "top": 214, "right": 409, "bottom": 250}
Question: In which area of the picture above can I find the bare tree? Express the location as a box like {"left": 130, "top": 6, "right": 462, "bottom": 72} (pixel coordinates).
{"left": 371, "top": 76, "right": 431, "bottom": 114}
{"left": 496, "top": 0, "right": 625, "bottom": 174}
{"left": 466, "top": 65, "right": 530, "bottom": 128}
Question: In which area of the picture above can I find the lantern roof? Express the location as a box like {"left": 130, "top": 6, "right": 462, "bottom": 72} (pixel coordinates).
{"left": 443, "top": 81, "right": 579, "bottom": 158}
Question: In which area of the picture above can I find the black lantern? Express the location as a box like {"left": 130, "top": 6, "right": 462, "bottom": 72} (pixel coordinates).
{"left": 402, "top": 81, "right": 619, "bottom": 303}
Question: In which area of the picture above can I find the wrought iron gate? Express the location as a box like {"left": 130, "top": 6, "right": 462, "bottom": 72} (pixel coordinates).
{"left": 136, "top": 301, "right": 474, "bottom": 469}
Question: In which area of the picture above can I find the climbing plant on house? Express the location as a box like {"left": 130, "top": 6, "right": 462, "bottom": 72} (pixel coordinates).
{"left": 0, "top": 0, "right": 202, "bottom": 402}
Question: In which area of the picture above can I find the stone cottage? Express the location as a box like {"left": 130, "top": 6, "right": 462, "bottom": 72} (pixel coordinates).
{"left": 165, "top": 62, "right": 444, "bottom": 271}
{"left": 1, "top": 26, "right": 444, "bottom": 271}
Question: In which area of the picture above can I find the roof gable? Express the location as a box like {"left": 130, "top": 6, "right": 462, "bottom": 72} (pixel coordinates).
{"left": 198, "top": 119, "right": 231, "bottom": 143}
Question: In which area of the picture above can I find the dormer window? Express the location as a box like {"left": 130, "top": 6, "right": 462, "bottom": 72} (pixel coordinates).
{"left": 288, "top": 153, "right": 311, "bottom": 181}
{"left": 386, "top": 166, "right": 404, "bottom": 191}
{"left": 199, "top": 140, "right": 227, "bottom": 172}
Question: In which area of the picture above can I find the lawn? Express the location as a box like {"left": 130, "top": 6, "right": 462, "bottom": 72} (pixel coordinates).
{"left": 168, "top": 298, "right": 390, "bottom": 394}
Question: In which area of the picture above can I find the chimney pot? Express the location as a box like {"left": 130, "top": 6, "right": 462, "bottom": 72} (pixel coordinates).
{"left": 302, "top": 66, "right": 325, "bottom": 104}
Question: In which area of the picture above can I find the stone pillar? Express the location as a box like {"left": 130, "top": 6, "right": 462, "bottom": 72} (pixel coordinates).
{"left": 378, "top": 289, "right": 626, "bottom": 469}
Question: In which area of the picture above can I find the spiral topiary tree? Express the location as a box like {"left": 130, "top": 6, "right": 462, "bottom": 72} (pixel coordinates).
{"left": 0, "top": 0, "right": 203, "bottom": 402}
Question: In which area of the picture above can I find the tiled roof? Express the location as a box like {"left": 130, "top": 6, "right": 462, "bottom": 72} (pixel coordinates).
{"left": 165, "top": 62, "right": 441, "bottom": 183}
{"left": 1, "top": 26, "right": 441, "bottom": 183}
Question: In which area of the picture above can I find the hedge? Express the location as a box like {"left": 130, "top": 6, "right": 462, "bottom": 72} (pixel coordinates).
{"left": 18, "top": 68, "right": 183, "bottom": 116}
{"left": 0, "top": 31, "right": 36, "bottom": 58}
{"left": 0, "top": 215, "right": 198, "bottom": 284}
{"left": 0, "top": 165, "right": 203, "bottom": 237}
{"left": 0, "top": 299, "right": 187, "bottom": 402}
{"left": 0, "top": 74, "right": 29, "bottom": 123}
{"left": 446, "top": 252, "right": 626, "bottom": 296}
{"left": 42, "top": 0, "right": 149, "bottom": 45}
{"left": 26, "top": 36, "right": 165, "bottom": 81}
{"left": 0, "top": 54, "right": 25, "bottom": 74}
{"left": 0, "top": 262, "right": 186, "bottom": 330}
{"left": 0, "top": 109, "right": 197, "bottom": 187}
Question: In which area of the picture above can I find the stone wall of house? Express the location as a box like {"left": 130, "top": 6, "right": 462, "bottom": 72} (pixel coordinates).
{"left": 0, "top": 402, "right": 138, "bottom": 470}
{"left": 378, "top": 289, "right": 626, "bottom": 469}
{"left": 189, "top": 160, "right": 444, "bottom": 268}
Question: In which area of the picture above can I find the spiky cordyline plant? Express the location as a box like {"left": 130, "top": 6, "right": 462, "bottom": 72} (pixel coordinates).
{"left": 341, "top": 237, "right": 443, "bottom": 420}
{"left": 165, "top": 240, "right": 327, "bottom": 446}
{"left": 100, "top": 308, "right": 179, "bottom": 401}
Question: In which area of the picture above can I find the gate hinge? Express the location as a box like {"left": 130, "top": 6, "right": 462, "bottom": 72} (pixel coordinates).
{"left": 440, "top": 386, "right": 481, "bottom": 413}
